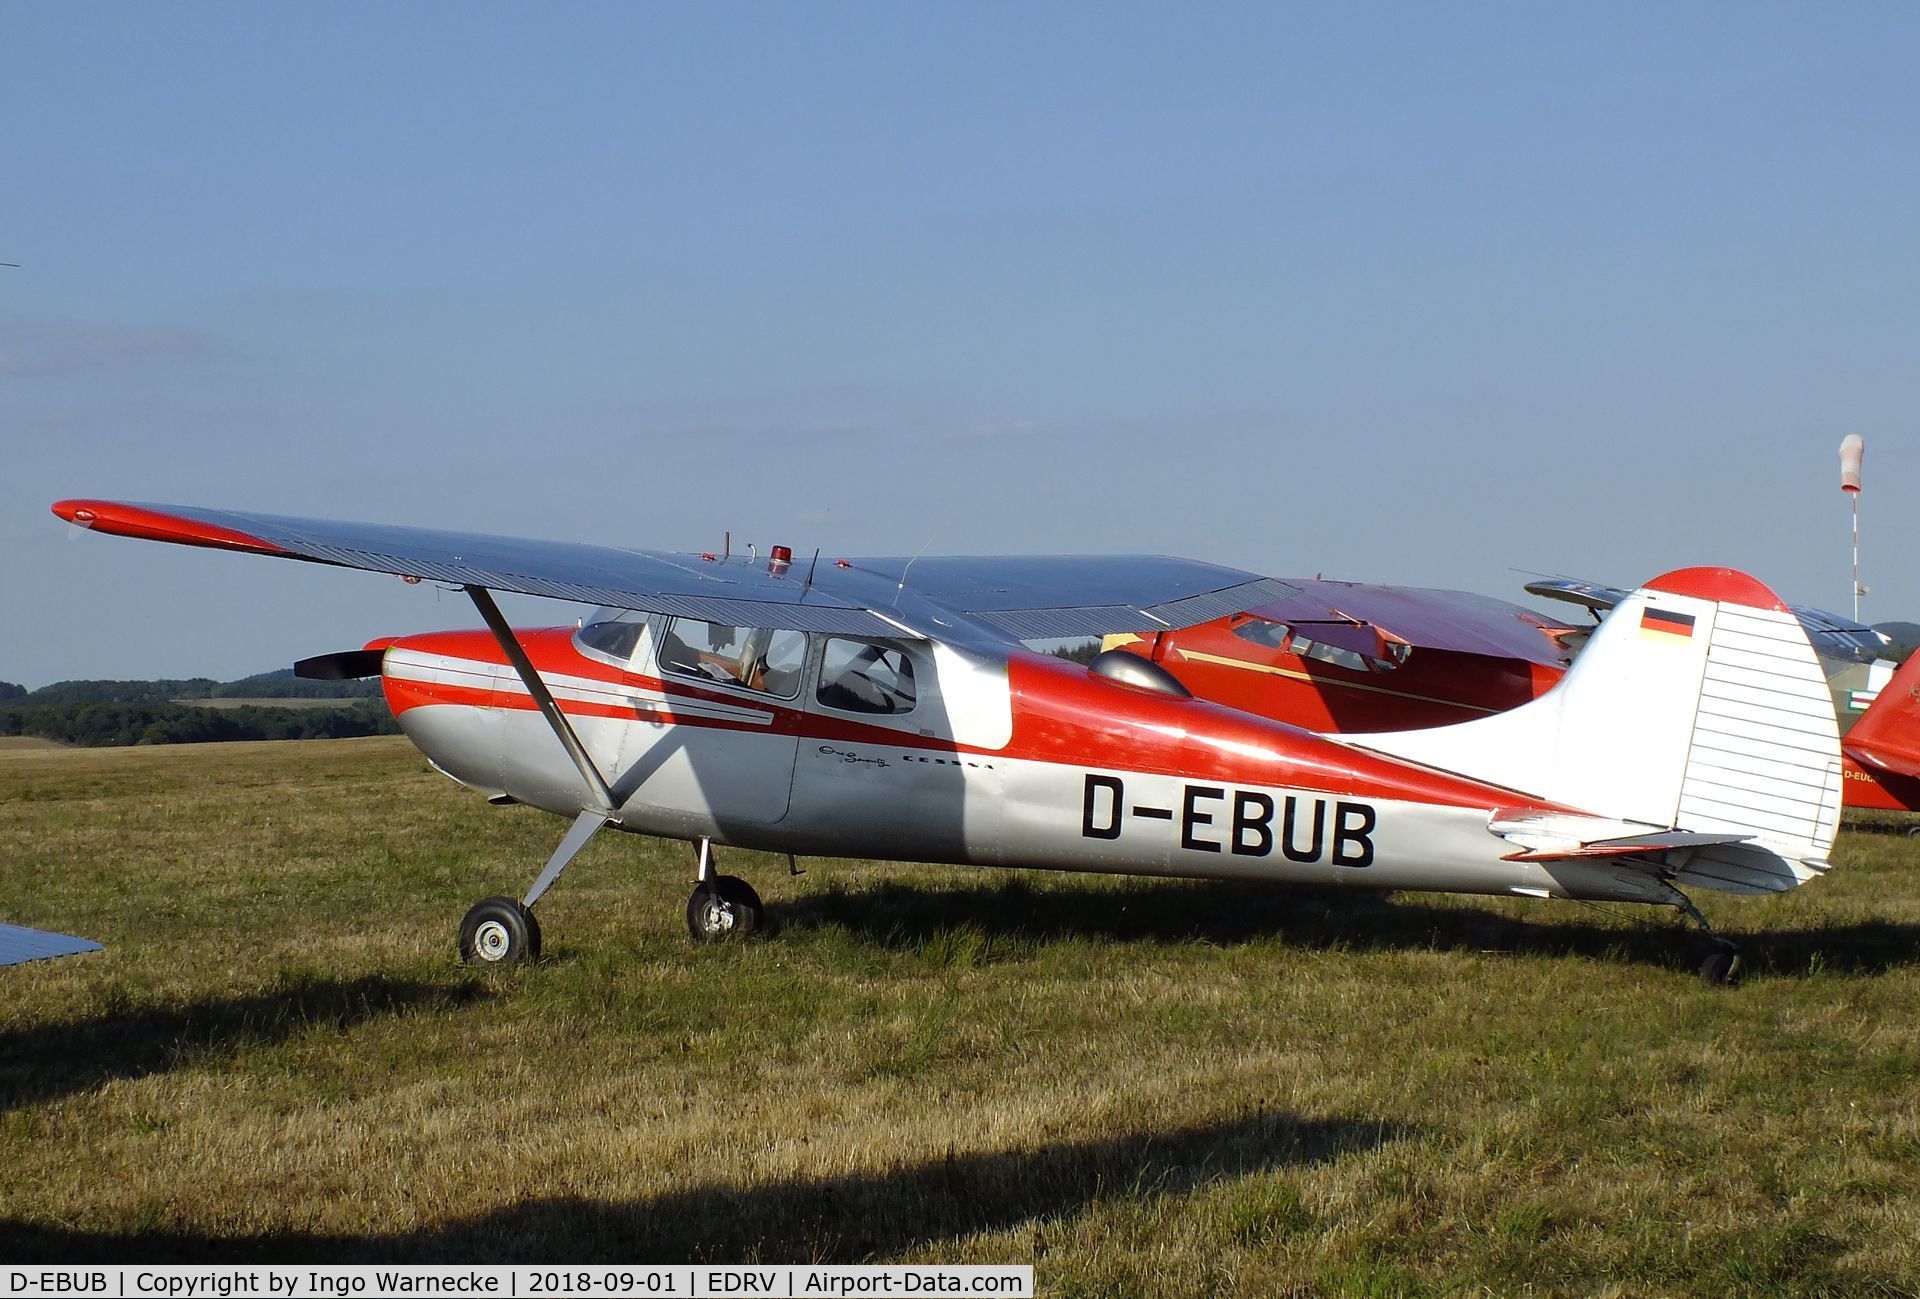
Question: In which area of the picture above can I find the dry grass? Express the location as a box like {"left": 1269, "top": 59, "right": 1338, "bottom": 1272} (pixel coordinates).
{"left": 2, "top": 737, "right": 1918, "bottom": 1295}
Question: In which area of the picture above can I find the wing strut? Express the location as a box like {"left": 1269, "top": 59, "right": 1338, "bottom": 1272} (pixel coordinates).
{"left": 465, "top": 585, "right": 618, "bottom": 816}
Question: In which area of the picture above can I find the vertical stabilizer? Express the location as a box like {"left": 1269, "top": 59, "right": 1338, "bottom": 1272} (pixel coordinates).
{"left": 1348, "top": 568, "right": 1841, "bottom": 893}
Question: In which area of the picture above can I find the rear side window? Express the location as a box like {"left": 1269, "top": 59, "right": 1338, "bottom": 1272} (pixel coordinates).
{"left": 817, "top": 640, "right": 917, "bottom": 715}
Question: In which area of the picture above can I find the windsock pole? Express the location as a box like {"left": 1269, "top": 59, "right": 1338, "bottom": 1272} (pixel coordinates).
{"left": 1840, "top": 435, "right": 1865, "bottom": 622}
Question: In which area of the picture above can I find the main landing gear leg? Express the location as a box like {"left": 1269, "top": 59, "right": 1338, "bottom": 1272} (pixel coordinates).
{"left": 456, "top": 585, "right": 623, "bottom": 967}
{"left": 1674, "top": 891, "right": 1744, "bottom": 987}
{"left": 685, "top": 836, "right": 764, "bottom": 942}
{"left": 460, "top": 809, "right": 610, "bottom": 966}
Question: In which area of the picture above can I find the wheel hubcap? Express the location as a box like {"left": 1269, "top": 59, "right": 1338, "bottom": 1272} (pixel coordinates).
{"left": 474, "top": 918, "right": 512, "bottom": 961}
{"left": 701, "top": 899, "right": 735, "bottom": 936}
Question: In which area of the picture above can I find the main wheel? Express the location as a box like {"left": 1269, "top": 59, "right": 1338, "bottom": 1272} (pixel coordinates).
{"left": 460, "top": 896, "right": 541, "bottom": 965}
{"left": 686, "top": 875, "right": 763, "bottom": 942}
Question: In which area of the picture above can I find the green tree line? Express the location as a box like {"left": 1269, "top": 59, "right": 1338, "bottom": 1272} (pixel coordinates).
{"left": 0, "top": 671, "right": 395, "bottom": 747}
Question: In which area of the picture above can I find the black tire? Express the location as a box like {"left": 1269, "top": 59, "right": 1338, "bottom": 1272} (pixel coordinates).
{"left": 686, "top": 875, "right": 763, "bottom": 942}
{"left": 1698, "top": 948, "right": 1742, "bottom": 987}
{"left": 460, "top": 896, "right": 541, "bottom": 965}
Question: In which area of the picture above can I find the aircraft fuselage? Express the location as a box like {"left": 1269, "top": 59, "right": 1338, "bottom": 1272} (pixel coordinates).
{"left": 381, "top": 620, "right": 1676, "bottom": 908}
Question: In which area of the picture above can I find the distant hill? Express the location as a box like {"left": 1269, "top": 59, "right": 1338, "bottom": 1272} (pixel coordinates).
{"left": 0, "top": 669, "right": 394, "bottom": 748}
{"left": 1873, "top": 621, "right": 1920, "bottom": 663}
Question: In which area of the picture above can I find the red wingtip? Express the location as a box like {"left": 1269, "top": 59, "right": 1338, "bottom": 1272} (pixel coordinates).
{"left": 50, "top": 499, "right": 285, "bottom": 556}
{"left": 1644, "top": 567, "right": 1789, "bottom": 613}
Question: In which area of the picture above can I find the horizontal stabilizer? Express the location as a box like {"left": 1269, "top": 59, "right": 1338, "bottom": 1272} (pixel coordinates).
{"left": 1489, "top": 810, "right": 1752, "bottom": 862}
{"left": 0, "top": 922, "right": 102, "bottom": 967}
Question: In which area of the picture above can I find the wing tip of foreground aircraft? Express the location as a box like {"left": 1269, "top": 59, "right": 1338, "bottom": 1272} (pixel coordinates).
{"left": 0, "top": 922, "right": 103, "bottom": 968}
{"left": 53, "top": 498, "right": 286, "bottom": 557}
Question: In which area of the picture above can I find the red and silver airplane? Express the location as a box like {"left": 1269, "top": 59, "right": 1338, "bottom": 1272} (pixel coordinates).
{"left": 1110, "top": 577, "right": 1920, "bottom": 815}
{"left": 53, "top": 499, "right": 1848, "bottom": 982}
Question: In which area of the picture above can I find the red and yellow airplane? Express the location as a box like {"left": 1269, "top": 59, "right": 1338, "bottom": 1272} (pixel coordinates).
{"left": 1108, "top": 577, "right": 1920, "bottom": 815}
{"left": 53, "top": 499, "right": 1850, "bottom": 983}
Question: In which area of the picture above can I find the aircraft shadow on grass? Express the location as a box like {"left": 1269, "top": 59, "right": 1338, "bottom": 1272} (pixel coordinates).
{"left": 767, "top": 876, "right": 1920, "bottom": 978}
{"left": 0, "top": 975, "right": 495, "bottom": 1112}
{"left": 0, "top": 1107, "right": 1407, "bottom": 1263}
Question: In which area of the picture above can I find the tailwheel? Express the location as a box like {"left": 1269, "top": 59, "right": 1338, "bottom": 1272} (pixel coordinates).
{"left": 1698, "top": 946, "right": 1744, "bottom": 987}
{"left": 686, "top": 875, "right": 763, "bottom": 942}
{"left": 460, "top": 896, "right": 542, "bottom": 966}
{"left": 1672, "top": 890, "right": 1742, "bottom": 987}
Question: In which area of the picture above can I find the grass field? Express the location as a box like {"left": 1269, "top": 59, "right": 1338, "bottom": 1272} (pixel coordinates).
{"left": 2, "top": 737, "right": 1917, "bottom": 1295}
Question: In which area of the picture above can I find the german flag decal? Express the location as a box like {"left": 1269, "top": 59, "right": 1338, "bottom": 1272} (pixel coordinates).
{"left": 1640, "top": 608, "right": 1696, "bottom": 641}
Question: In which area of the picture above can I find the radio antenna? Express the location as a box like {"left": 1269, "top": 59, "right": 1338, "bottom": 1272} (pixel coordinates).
{"left": 895, "top": 531, "right": 938, "bottom": 605}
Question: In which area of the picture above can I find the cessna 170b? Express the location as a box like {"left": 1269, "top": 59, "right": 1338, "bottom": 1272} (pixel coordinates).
{"left": 54, "top": 499, "right": 1847, "bottom": 983}
{"left": 1109, "top": 577, "right": 1920, "bottom": 815}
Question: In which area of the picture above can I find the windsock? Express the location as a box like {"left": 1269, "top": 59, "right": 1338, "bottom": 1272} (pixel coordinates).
{"left": 1840, "top": 435, "right": 1865, "bottom": 494}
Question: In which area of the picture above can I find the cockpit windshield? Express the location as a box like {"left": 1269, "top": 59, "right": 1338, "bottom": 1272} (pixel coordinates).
{"left": 574, "top": 609, "right": 649, "bottom": 667}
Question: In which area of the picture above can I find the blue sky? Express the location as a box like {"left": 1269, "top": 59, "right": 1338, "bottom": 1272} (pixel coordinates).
{"left": 5, "top": 2, "right": 1916, "bottom": 687}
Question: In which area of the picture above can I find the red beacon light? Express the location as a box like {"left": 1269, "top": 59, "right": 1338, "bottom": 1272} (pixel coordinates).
{"left": 768, "top": 544, "right": 792, "bottom": 576}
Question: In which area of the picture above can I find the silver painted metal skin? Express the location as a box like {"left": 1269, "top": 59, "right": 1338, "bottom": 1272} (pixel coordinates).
{"left": 103, "top": 502, "right": 1297, "bottom": 648}
{"left": 1086, "top": 648, "right": 1193, "bottom": 696}
{"left": 0, "top": 922, "right": 101, "bottom": 967}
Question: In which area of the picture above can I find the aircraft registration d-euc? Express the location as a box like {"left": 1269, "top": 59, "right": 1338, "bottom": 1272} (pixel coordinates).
{"left": 54, "top": 499, "right": 1847, "bottom": 983}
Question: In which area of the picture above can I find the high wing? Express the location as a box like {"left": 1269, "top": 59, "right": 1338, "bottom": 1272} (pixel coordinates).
{"left": 0, "top": 922, "right": 101, "bottom": 967}
{"left": 1248, "top": 579, "right": 1578, "bottom": 666}
{"left": 53, "top": 500, "right": 1296, "bottom": 643}
{"left": 1526, "top": 577, "right": 1892, "bottom": 664}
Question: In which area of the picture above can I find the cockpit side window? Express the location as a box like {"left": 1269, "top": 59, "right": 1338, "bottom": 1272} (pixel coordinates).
{"left": 817, "top": 639, "right": 918, "bottom": 715}
{"left": 1293, "top": 636, "right": 1373, "bottom": 672}
{"left": 659, "top": 618, "right": 807, "bottom": 699}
